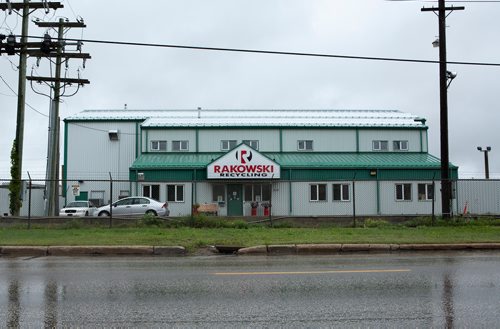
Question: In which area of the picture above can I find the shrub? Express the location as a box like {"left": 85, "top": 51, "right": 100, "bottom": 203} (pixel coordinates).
{"left": 138, "top": 213, "right": 165, "bottom": 227}
{"left": 363, "top": 218, "right": 390, "bottom": 228}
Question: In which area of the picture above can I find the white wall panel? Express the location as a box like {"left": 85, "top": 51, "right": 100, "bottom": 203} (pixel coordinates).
{"left": 281, "top": 129, "right": 356, "bottom": 152}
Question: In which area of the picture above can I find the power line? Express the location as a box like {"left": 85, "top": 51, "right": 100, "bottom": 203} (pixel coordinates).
{"left": 0, "top": 74, "right": 49, "bottom": 117}
{"left": 23, "top": 35, "right": 500, "bottom": 68}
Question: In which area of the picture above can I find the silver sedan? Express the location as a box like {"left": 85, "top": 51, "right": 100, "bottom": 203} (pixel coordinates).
{"left": 94, "top": 197, "right": 169, "bottom": 217}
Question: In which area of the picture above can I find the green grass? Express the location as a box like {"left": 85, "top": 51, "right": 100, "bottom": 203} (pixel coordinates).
{"left": 1, "top": 225, "right": 499, "bottom": 252}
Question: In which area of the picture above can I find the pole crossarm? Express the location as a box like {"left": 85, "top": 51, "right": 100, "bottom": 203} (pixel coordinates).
{"left": 421, "top": 6, "right": 465, "bottom": 12}
{"left": 0, "top": 2, "right": 63, "bottom": 11}
{"left": 27, "top": 76, "right": 90, "bottom": 85}
{"left": 35, "top": 21, "right": 86, "bottom": 28}
{"left": 27, "top": 51, "right": 91, "bottom": 59}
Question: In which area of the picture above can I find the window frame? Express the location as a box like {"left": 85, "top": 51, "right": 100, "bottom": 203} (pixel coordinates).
{"left": 142, "top": 184, "right": 160, "bottom": 201}
{"left": 221, "top": 140, "right": 237, "bottom": 151}
{"left": 333, "top": 183, "right": 350, "bottom": 202}
{"left": 298, "top": 140, "right": 313, "bottom": 151}
{"left": 150, "top": 140, "right": 167, "bottom": 152}
{"left": 167, "top": 184, "right": 185, "bottom": 203}
{"left": 393, "top": 140, "right": 409, "bottom": 151}
{"left": 310, "top": 183, "right": 327, "bottom": 202}
{"left": 172, "top": 140, "right": 189, "bottom": 152}
{"left": 372, "top": 140, "right": 389, "bottom": 151}
{"left": 242, "top": 140, "right": 259, "bottom": 150}
{"left": 395, "top": 183, "right": 412, "bottom": 201}
{"left": 418, "top": 183, "right": 434, "bottom": 201}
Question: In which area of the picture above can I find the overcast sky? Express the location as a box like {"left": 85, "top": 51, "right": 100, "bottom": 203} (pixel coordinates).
{"left": 1, "top": 0, "right": 499, "bottom": 180}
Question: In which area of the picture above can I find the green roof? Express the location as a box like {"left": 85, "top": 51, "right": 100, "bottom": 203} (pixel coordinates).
{"left": 130, "top": 152, "right": 455, "bottom": 170}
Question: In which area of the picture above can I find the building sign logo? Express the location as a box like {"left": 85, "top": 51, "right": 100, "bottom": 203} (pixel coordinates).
{"left": 207, "top": 144, "right": 280, "bottom": 179}
{"left": 236, "top": 149, "right": 252, "bottom": 164}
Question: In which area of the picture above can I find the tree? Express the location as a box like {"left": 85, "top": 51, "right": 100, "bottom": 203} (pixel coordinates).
{"left": 9, "top": 140, "right": 22, "bottom": 216}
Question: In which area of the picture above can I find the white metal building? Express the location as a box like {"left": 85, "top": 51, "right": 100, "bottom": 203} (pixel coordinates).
{"left": 63, "top": 109, "right": 459, "bottom": 217}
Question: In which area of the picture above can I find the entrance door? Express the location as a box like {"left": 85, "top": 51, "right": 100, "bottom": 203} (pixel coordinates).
{"left": 227, "top": 184, "right": 243, "bottom": 216}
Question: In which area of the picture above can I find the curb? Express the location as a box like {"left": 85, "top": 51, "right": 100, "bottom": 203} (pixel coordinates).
{"left": 0, "top": 246, "right": 186, "bottom": 257}
{"left": 236, "top": 243, "right": 500, "bottom": 255}
{"left": 1, "top": 244, "right": 499, "bottom": 257}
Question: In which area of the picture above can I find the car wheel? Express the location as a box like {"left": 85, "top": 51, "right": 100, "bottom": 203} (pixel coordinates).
{"left": 98, "top": 211, "right": 110, "bottom": 217}
{"left": 146, "top": 210, "right": 157, "bottom": 216}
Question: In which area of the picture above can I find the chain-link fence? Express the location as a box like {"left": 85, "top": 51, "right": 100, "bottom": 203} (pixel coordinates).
{"left": 1, "top": 177, "right": 499, "bottom": 223}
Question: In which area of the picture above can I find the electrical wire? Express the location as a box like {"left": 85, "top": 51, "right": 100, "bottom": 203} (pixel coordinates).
{"left": 0, "top": 74, "right": 49, "bottom": 117}
{"left": 23, "top": 35, "right": 500, "bottom": 68}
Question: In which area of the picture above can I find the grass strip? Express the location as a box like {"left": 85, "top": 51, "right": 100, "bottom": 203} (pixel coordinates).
{"left": 1, "top": 226, "right": 499, "bottom": 252}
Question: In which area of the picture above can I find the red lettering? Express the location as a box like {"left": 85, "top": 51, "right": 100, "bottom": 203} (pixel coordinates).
{"left": 214, "top": 165, "right": 221, "bottom": 173}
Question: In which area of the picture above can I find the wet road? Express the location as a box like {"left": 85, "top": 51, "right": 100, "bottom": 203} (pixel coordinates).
{"left": 1, "top": 252, "right": 499, "bottom": 328}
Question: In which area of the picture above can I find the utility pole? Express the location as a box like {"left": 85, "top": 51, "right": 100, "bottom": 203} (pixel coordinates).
{"left": 422, "top": 1, "right": 464, "bottom": 219}
{"left": 0, "top": 1, "right": 63, "bottom": 216}
{"left": 27, "top": 19, "right": 90, "bottom": 216}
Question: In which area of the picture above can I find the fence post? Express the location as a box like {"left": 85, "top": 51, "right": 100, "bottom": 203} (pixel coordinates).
{"left": 352, "top": 179, "right": 356, "bottom": 228}
{"left": 109, "top": 172, "right": 113, "bottom": 228}
{"left": 27, "top": 172, "right": 32, "bottom": 229}
{"left": 432, "top": 178, "right": 436, "bottom": 225}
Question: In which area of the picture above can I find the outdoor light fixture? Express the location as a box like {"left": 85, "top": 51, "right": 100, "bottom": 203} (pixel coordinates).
{"left": 108, "top": 129, "right": 119, "bottom": 141}
{"left": 432, "top": 38, "right": 440, "bottom": 48}
{"left": 477, "top": 146, "right": 492, "bottom": 179}
{"left": 446, "top": 71, "right": 457, "bottom": 88}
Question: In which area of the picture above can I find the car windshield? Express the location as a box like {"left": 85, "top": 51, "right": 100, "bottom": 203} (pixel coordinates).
{"left": 66, "top": 201, "right": 88, "bottom": 208}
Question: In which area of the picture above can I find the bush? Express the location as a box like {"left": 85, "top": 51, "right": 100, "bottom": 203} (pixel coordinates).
{"left": 363, "top": 218, "right": 390, "bottom": 228}
{"left": 138, "top": 213, "right": 165, "bottom": 227}
{"left": 169, "top": 215, "right": 249, "bottom": 229}
{"left": 402, "top": 217, "right": 434, "bottom": 228}
{"left": 63, "top": 219, "right": 84, "bottom": 229}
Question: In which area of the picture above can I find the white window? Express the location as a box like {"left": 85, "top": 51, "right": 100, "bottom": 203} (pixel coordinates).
{"left": 418, "top": 183, "right": 434, "bottom": 201}
{"left": 298, "top": 140, "right": 313, "bottom": 151}
{"left": 151, "top": 140, "right": 167, "bottom": 152}
{"left": 143, "top": 184, "right": 160, "bottom": 201}
{"left": 119, "top": 190, "right": 129, "bottom": 199}
{"left": 221, "top": 140, "right": 237, "bottom": 151}
{"left": 393, "top": 140, "right": 409, "bottom": 151}
{"left": 167, "top": 184, "right": 184, "bottom": 202}
{"left": 333, "top": 183, "right": 350, "bottom": 201}
{"left": 243, "top": 140, "right": 259, "bottom": 150}
{"left": 310, "top": 184, "right": 327, "bottom": 201}
{"left": 373, "top": 140, "right": 389, "bottom": 151}
{"left": 395, "top": 183, "right": 412, "bottom": 201}
{"left": 172, "top": 140, "right": 189, "bottom": 151}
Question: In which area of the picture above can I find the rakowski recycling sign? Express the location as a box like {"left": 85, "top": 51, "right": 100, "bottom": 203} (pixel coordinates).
{"left": 207, "top": 144, "right": 280, "bottom": 179}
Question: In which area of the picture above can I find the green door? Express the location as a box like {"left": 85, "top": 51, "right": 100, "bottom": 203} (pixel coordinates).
{"left": 75, "top": 191, "right": 88, "bottom": 201}
{"left": 227, "top": 184, "right": 243, "bottom": 216}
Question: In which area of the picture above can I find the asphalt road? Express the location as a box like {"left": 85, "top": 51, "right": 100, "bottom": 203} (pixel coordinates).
{"left": 1, "top": 252, "right": 499, "bottom": 328}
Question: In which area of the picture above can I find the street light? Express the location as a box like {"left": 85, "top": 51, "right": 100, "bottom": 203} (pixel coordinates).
{"left": 477, "top": 146, "right": 492, "bottom": 179}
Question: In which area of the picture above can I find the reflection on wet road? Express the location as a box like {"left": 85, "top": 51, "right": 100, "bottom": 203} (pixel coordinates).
{"left": 0, "top": 251, "right": 499, "bottom": 328}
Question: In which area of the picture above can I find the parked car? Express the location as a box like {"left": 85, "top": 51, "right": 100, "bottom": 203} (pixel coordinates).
{"left": 59, "top": 201, "right": 97, "bottom": 217}
{"left": 94, "top": 197, "right": 169, "bottom": 217}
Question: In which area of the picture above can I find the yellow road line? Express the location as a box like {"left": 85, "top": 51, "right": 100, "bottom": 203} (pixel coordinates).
{"left": 213, "top": 269, "right": 411, "bottom": 276}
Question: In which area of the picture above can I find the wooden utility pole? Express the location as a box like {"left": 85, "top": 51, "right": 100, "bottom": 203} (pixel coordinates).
{"left": 28, "top": 19, "right": 90, "bottom": 216}
{"left": 422, "top": 1, "right": 464, "bottom": 219}
{"left": 0, "top": 1, "right": 63, "bottom": 216}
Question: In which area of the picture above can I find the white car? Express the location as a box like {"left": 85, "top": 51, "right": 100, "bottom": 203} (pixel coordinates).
{"left": 59, "top": 201, "right": 97, "bottom": 217}
{"left": 94, "top": 197, "right": 169, "bottom": 217}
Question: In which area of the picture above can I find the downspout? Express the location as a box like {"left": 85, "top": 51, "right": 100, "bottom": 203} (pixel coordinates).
{"left": 356, "top": 128, "right": 360, "bottom": 152}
